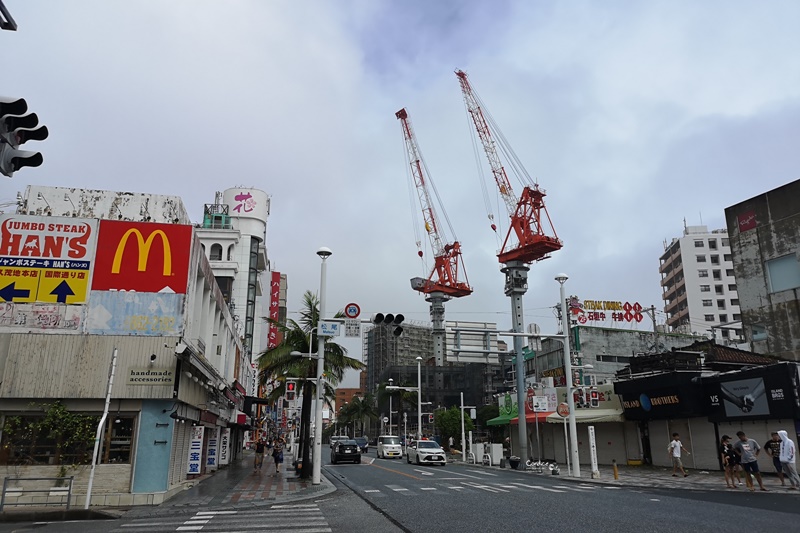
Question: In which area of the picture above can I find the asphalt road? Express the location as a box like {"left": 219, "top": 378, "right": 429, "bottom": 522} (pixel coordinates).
{"left": 325, "top": 449, "right": 800, "bottom": 533}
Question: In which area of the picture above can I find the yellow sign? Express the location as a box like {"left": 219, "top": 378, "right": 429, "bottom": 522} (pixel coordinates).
{"left": 0, "top": 266, "right": 88, "bottom": 304}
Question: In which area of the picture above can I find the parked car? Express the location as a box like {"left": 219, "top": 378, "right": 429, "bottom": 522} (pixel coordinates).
{"left": 354, "top": 436, "right": 369, "bottom": 453}
{"left": 377, "top": 435, "right": 402, "bottom": 459}
{"left": 406, "top": 439, "right": 446, "bottom": 466}
{"left": 329, "top": 435, "right": 348, "bottom": 449}
{"left": 330, "top": 439, "right": 361, "bottom": 464}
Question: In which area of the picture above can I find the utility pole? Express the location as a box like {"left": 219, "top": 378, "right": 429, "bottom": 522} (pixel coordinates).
{"left": 641, "top": 306, "right": 659, "bottom": 353}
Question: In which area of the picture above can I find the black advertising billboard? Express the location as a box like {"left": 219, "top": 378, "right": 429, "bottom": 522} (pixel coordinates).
{"left": 614, "top": 372, "right": 707, "bottom": 421}
{"left": 704, "top": 363, "right": 800, "bottom": 422}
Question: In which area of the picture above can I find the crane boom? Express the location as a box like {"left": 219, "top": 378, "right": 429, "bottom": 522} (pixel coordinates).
{"left": 396, "top": 108, "right": 472, "bottom": 299}
{"left": 455, "top": 69, "right": 562, "bottom": 265}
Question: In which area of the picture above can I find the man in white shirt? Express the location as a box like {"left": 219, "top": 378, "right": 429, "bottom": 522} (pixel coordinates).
{"left": 669, "top": 432, "right": 690, "bottom": 478}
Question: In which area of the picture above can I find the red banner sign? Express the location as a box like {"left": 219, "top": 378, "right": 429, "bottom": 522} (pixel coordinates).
{"left": 267, "top": 271, "right": 282, "bottom": 350}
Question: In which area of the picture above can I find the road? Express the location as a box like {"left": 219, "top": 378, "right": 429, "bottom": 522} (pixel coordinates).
{"left": 2, "top": 447, "right": 798, "bottom": 532}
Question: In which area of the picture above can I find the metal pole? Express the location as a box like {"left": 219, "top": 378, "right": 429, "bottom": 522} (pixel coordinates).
{"left": 85, "top": 347, "right": 118, "bottom": 509}
{"left": 388, "top": 378, "right": 393, "bottom": 435}
{"left": 535, "top": 411, "right": 540, "bottom": 463}
{"left": 312, "top": 248, "right": 331, "bottom": 486}
{"left": 417, "top": 357, "right": 422, "bottom": 442}
{"left": 460, "top": 392, "right": 466, "bottom": 464}
{"left": 563, "top": 417, "right": 570, "bottom": 476}
{"left": 557, "top": 274, "right": 581, "bottom": 478}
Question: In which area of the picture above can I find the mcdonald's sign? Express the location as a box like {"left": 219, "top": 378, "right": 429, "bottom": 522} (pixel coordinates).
{"left": 92, "top": 220, "right": 192, "bottom": 293}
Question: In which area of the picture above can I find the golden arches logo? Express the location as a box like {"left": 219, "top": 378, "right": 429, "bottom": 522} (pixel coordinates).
{"left": 111, "top": 229, "right": 172, "bottom": 276}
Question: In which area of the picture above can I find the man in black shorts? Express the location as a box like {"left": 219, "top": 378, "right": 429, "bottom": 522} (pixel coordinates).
{"left": 733, "top": 431, "right": 767, "bottom": 491}
{"left": 765, "top": 432, "right": 785, "bottom": 486}
{"left": 254, "top": 439, "right": 266, "bottom": 470}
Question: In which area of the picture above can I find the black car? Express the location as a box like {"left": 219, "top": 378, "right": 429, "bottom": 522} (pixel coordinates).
{"left": 354, "top": 436, "right": 369, "bottom": 453}
{"left": 330, "top": 439, "right": 362, "bottom": 464}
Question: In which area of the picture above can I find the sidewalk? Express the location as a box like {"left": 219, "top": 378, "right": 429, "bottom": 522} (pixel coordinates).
{"left": 455, "top": 457, "right": 796, "bottom": 493}
{"left": 0, "top": 449, "right": 336, "bottom": 523}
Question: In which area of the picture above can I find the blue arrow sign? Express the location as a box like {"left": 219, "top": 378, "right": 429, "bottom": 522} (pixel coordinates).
{"left": 50, "top": 280, "right": 75, "bottom": 303}
{"left": 0, "top": 282, "right": 30, "bottom": 302}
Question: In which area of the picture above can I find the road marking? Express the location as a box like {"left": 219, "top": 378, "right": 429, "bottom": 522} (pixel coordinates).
{"left": 463, "top": 481, "right": 507, "bottom": 493}
{"left": 510, "top": 482, "right": 566, "bottom": 493}
{"left": 271, "top": 503, "right": 319, "bottom": 509}
{"left": 553, "top": 485, "right": 591, "bottom": 492}
{"left": 413, "top": 469, "right": 434, "bottom": 476}
{"left": 495, "top": 485, "right": 520, "bottom": 489}
{"left": 421, "top": 487, "right": 437, "bottom": 491}
{"left": 467, "top": 469, "right": 498, "bottom": 476}
{"left": 448, "top": 486, "right": 465, "bottom": 490}
{"left": 369, "top": 462, "right": 423, "bottom": 480}
{"left": 604, "top": 487, "right": 622, "bottom": 490}
{"left": 364, "top": 489, "right": 381, "bottom": 493}
{"left": 441, "top": 471, "right": 482, "bottom": 479}
{"left": 196, "top": 511, "right": 237, "bottom": 515}
{"left": 650, "top": 498, "right": 660, "bottom": 502}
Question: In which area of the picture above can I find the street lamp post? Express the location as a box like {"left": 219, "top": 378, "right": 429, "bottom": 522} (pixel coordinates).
{"left": 556, "top": 273, "right": 581, "bottom": 478}
{"left": 312, "top": 246, "right": 332, "bottom": 486}
{"left": 388, "top": 378, "right": 394, "bottom": 435}
{"left": 417, "top": 357, "right": 422, "bottom": 441}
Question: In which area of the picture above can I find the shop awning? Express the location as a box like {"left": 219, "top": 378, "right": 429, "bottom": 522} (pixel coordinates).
{"left": 545, "top": 408, "right": 625, "bottom": 424}
{"left": 510, "top": 411, "right": 555, "bottom": 425}
{"left": 487, "top": 412, "right": 516, "bottom": 426}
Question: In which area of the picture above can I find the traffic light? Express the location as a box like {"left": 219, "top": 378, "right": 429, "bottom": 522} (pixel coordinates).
{"left": 574, "top": 388, "right": 585, "bottom": 408}
{"left": 0, "top": 97, "right": 48, "bottom": 178}
{"left": 285, "top": 380, "right": 297, "bottom": 401}
{"left": 372, "top": 312, "right": 404, "bottom": 336}
{"left": 428, "top": 413, "right": 434, "bottom": 423}
{"left": 590, "top": 390, "right": 600, "bottom": 408}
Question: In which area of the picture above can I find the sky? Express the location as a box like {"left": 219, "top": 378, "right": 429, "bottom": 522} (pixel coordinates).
{"left": 2, "top": 1, "right": 799, "bottom": 386}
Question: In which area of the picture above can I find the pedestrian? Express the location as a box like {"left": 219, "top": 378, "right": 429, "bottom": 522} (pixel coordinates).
{"left": 765, "top": 432, "right": 785, "bottom": 486}
{"left": 777, "top": 430, "right": 800, "bottom": 490}
{"left": 733, "top": 430, "right": 767, "bottom": 491}
{"left": 272, "top": 437, "right": 285, "bottom": 476}
{"left": 254, "top": 438, "right": 266, "bottom": 471}
{"left": 719, "top": 435, "right": 742, "bottom": 488}
{"left": 668, "top": 432, "right": 690, "bottom": 477}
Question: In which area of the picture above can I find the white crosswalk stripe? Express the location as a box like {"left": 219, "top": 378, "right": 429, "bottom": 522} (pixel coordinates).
{"left": 355, "top": 479, "right": 621, "bottom": 498}
{"left": 111, "top": 504, "right": 332, "bottom": 532}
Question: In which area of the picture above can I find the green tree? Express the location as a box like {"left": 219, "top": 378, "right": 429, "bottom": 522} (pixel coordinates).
{"left": 434, "top": 406, "right": 474, "bottom": 451}
{"left": 257, "top": 290, "right": 364, "bottom": 478}
{"left": 476, "top": 404, "right": 504, "bottom": 441}
{"left": 339, "top": 394, "right": 377, "bottom": 437}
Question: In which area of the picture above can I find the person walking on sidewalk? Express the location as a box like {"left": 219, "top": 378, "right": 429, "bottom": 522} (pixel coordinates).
{"left": 765, "top": 432, "right": 785, "bottom": 486}
{"left": 254, "top": 439, "right": 266, "bottom": 471}
{"left": 734, "top": 431, "right": 767, "bottom": 491}
{"left": 778, "top": 430, "right": 800, "bottom": 490}
{"left": 272, "top": 436, "right": 285, "bottom": 476}
{"left": 669, "top": 433, "right": 690, "bottom": 477}
{"left": 720, "top": 435, "right": 742, "bottom": 488}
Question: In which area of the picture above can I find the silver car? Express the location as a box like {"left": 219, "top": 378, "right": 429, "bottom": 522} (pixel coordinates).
{"left": 406, "top": 440, "right": 446, "bottom": 466}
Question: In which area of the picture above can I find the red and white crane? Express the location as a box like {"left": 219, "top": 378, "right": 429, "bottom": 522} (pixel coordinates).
{"left": 455, "top": 69, "right": 562, "bottom": 265}
{"left": 396, "top": 107, "right": 472, "bottom": 299}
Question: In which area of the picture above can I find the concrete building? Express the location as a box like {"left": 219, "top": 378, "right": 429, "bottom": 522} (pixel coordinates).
{"left": 660, "top": 224, "right": 744, "bottom": 343}
{"left": 0, "top": 186, "right": 251, "bottom": 507}
{"left": 724, "top": 178, "right": 800, "bottom": 360}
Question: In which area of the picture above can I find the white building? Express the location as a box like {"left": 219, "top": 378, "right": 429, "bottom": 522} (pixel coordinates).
{"left": 660, "top": 225, "right": 743, "bottom": 343}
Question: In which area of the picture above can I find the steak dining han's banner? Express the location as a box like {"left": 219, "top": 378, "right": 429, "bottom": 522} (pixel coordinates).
{"left": 704, "top": 362, "right": 800, "bottom": 422}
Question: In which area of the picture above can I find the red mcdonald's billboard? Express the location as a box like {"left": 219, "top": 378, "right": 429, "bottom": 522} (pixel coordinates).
{"left": 92, "top": 220, "right": 193, "bottom": 293}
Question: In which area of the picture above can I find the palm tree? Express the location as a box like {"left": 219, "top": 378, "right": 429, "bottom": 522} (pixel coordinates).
{"left": 257, "top": 290, "right": 364, "bottom": 478}
{"left": 342, "top": 394, "right": 378, "bottom": 437}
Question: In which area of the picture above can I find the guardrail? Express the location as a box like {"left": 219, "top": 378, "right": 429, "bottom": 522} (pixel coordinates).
{"left": 0, "top": 476, "right": 74, "bottom": 511}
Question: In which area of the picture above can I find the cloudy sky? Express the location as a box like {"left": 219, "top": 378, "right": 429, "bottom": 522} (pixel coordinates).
{"left": 3, "top": 1, "right": 799, "bottom": 382}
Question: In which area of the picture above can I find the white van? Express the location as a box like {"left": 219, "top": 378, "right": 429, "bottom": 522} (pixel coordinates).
{"left": 377, "top": 435, "right": 402, "bottom": 459}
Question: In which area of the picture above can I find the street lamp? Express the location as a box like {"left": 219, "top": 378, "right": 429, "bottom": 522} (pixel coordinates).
{"left": 312, "top": 246, "right": 332, "bottom": 486}
{"left": 556, "top": 273, "right": 581, "bottom": 478}
{"left": 416, "top": 356, "right": 422, "bottom": 442}
{"left": 388, "top": 378, "right": 394, "bottom": 435}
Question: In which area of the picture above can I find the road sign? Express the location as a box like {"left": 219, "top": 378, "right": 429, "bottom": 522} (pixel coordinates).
{"left": 344, "top": 302, "right": 360, "bottom": 319}
{"left": 533, "top": 396, "right": 549, "bottom": 412}
{"left": 557, "top": 402, "right": 570, "bottom": 417}
{"left": 319, "top": 320, "right": 341, "bottom": 337}
{"left": 344, "top": 318, "right": 361, "bottom": 338}
{"left": 382, "top": 416, "right": 389, "bottom": 423}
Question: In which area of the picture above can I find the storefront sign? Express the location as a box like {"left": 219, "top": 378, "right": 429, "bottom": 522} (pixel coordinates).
{"left": 704, "top": 362, "right": 800, "bottom": 422}
{"left": 206, "top": 428, "right": 219, "bottom": 469}
{"left": 126, "top": 368, "right": 175, "bottom": 386}
{"left": 219, "top": 428, "right": 230, "bottom": 465}
{"left": 267, "top": 271, "right": 282, "bottom": 349}
{"left": 187, "top": 426, "right": 204, "bottom": 474}
{"left": 568, "top": 296, "right": 645, "bottom": 325}
{"left": 615, "top": 373, "right": 706, "bottom": 420}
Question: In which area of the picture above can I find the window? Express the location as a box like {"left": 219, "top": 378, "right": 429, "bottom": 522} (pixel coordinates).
{"left": 726, "top": 269, "right": 735, "bottom": 277}
{"left": 694, "top": 240, "right": 705, "bottom": 248}
{"left": 719, "top": 314, "right": 728, "bottom": 323}
{"left": 713, "top": 269, "right": 722, "bottom": 280}
{"left": 715, "top": 285, "right": 724, "bottom": 295}
{"left": 728, "top": 284, "right": 737, "bottom": 291}
{"left": 724, "top": 254, "right": 732, "bottom": 262}
{"left": 698, "top": 270, "right": 709, "bottom": 278}
{"left": 717, "top": 300, "right": 726, "bottom": 310}
{"left": 700, "top": 285, "right": 711, "bottom": 292}
{"left": 710, "top": 255, "right": 720, "bottom": 265}
{"left": 722, "top": 329, "right": 730, "bottom": 338}
{"left": 696, "top": 255, "right": 707, "bottom": 263}
{"left": 733, "top": 313, "right": 741, "bottom": 321}
{"left": 704, "top": 315, "right": 715, "bottom": 322}
{"left": 766, "top": 254, "right": 800, "bottom": 293}
{"left": 708, "top": 239, "right": 718, "bottom": 250}
{"left": 210, "top": 243, "right": 223, "bottom": 261}
{"left": 721, "top": 238, "right": 730, "bottom": 247}
{"left": 752, "top": 324, "right": 767, "bottom": 341}
{"left": 731, "top": 299, "right": 739, "bottom": 306}
{"left": 702, "top": 299, "right": 712, "bottom": 306}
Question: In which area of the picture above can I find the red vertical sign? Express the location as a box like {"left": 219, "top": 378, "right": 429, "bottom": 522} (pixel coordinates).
{"left": 267, "top": 271, "right": 282, "bottom": 349}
